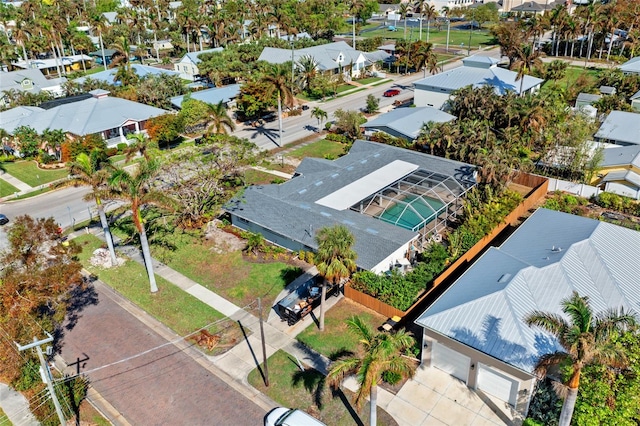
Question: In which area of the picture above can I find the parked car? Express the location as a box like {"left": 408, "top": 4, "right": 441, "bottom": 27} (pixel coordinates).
{"left": 264, "top": 408, "right": 326, "bottom": 426}
{"left": 383, "top": 89, "right": 401, "bottom": 97}
{"left": 0, "top": 214, "right": 9, "bottom": 225}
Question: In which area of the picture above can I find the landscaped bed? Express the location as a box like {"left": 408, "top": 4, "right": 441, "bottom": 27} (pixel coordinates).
{"left": 248, "top": 350, "right": 398, "bottom": 426}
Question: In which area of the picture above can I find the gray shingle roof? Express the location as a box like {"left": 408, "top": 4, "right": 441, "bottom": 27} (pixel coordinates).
{"left": 224, "top": 140, "right": 476, "bottom": 270}
{"left": 0, "top": 93, "right": 167, "bottom": 135}
{"left": 415, "top": 208, "right": 640, "bottom": 373}
{"left": 594, "top": 111, "right": 640, "bottom": 145}
{"left": 601, "top": 145, "right": 640, "bottom": 168}
{"left": 413, "top": 55, "right": 543, "bottom": 95}
{"left": 362, "top": 107, "right": 455, "bottom": 140}
{"left": 170, "top": 84, "right": 241, "bottom": 108}
{"left": 182, "top": 48, "right": 223, "bottom": 65}
{"left": 0, "top": 68, "right": 65, "bottom": 94}
{"left": 620, "top": 57, "right": 640, "bottom": 74}
{"left": 600, "top": 170, "right": 640, "bottom": 187}
{"left": 576, "top": 92, "right": 601, "bottom": 103}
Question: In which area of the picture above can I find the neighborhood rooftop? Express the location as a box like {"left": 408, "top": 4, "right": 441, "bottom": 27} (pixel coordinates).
{"left": 170, "top": 84, "right": 241, "bottom": 109}
{"left": 594, "top": 110, "right": 640, "bottom": 145}
{"left": 416, "top": 208, "right": 640, "bottom": 374}
{"left": 362, "top": 107, "right": 456, "bottom": 140}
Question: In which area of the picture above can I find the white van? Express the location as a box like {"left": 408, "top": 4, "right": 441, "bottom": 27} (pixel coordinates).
{"left": 264, "top": 407, "right": 326, "bottom": 426}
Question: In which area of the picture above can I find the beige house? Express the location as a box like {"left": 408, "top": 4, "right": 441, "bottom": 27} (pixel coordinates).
{"left": 174, "top": 48, "right": 223, "bottom": 81}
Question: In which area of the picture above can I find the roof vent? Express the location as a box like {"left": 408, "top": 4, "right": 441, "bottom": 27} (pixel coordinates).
{"left": 497, "top": 273, "right": 512, "bottom": 283}
{"left": 320, "top": 211, "right": 332, "bottom": 217}
{"left": 314, "top": 181, "right": 323, "bottom": 186}
{"left": 551, "top": 246, "right": 563, "bottom": 252}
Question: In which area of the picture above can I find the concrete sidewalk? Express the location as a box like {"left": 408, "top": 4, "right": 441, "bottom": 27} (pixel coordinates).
{"left": 0, "top": 171, "right": 32, "bottom": 192}
{"left": 0, "top": 383, "right": 39, "bottom": 426}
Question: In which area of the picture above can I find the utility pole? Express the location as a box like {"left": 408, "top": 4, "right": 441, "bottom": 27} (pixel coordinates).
{"left": 257, "top": 298, "right": 269, "bottom": 387}
{"left": 16, "top": 334, "right": 66, "bottom": 426}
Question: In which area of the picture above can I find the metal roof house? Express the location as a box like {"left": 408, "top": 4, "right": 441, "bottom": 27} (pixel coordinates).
{"left": 0, "top": 89, "right": 167, "bottom": 148}
{"left": 413, "top": 55, "right": 544, "bottom": 109}
{"left": 0, "top": 69, "right": 66, "bottom": 107}
{"left": 224, "top": 140, "right": 476, "bottom": 272}
{"left": 258, "top": 41, "right": 385, "bottom": 80}
{"left": 361, "top": 107, "right": 455, "bottom": 141}
{"left": 590, "top": 144, "right": 640, "bottom": 199}
{"left": 170, "top": 84, "right": 241, "bottom": 109}
{"left": 73, "top": 64, "right": 180, "bottom": 86}
{"left": 619, "top": 57, "right": 640, "bottom": 75}
{"left": 12, "top": 54, "right": 93, "bottom": 77}
{"left": 174, "top": 48, "right": 223, "bottom": 81}
{"left": 415, "top": 208, "right": 640, "bottom": 413}
{"left": 594, "top": 110, "right": 640, "bottom": 146}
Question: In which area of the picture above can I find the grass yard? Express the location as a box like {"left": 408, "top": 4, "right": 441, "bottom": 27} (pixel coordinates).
{"left": 0, "top": 406, "right": 10, "bottom": 426}
{"left": 2, "top": 161, "right": 68, "bottom": 187}
{"left": 74, "top": 234, "right": 223, "bottom": 335}
{"left": 360, "top": 27, "right": 495, "bottom": 50}
{"left": 108, "top": 154, "right": 126, "bottom": 164}
{"left": 296, "top": 299, "right": 386, "bottom": 358}
{"left": 0, "top": 179, "right": 19, "bottom": 197}
{"left": 244, "top": 168, "right": 285, "bottom": 185}
{"left": 248, "top": 350, "right": 398, "bottom": 426}
{"left": 152, "top": 230, "right": 304, "bottom": 309}
{"left": 356, "top": 76, "right": 384, "bottom": 85}
{"left": 286, "top": 139, "right": 347, "bottom": 160}
{"left": 542, "top": 65, "right": 601, "bottom": 91}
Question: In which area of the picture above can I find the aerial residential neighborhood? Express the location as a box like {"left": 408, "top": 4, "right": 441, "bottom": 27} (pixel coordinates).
{"left": 1, "top": 0, "right": 640, "bottom": 425}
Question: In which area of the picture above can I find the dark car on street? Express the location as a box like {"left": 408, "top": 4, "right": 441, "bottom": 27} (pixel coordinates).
{"left": 0, "top": 214, "right": 9, "bottom": 225}
{"left": 383, "top": 89, "right": 401, "bottom": 97}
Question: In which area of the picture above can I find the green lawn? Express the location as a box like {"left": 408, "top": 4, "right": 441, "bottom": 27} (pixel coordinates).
{"left": 286, "top": 139, "right": 347, "bottom": 160}
{"left": 74, "top": 234, "right": 223, "bottom": 335}
{"left": 542, "top": 65, "right": 601, "bottom": 91}
{"left": 296, "top": 299, "right": 386, "bottom": 358}
{"left": 108, "top": 154, "right": 126, "bottom": 164}
{"left": 244, "top": 169, "right": 284, "bottom": 185}
{"left": 14, "top": 187, "right": 52, "bottom": 200}
{"left": 248, "top": 350, "right": 398, "bottom": 426}
{"left": 0, "top": 406, "right": 11, "bottom": 426}
{"left": 356, "top": 77, "right": 384, "bottom": 85}
{"left": 2, "top": 161, "right": 68, "bottom": 187}
{"left": 336, "top": 83, "right": 357, "bottom": 94}
{"left": 360, "top": 27, "right": 495, "bottom": 50}
{"left": 0, "top": 179, "right": 19, "bottom": 197}
{"left": 151, "top": 229, "right": 304, "bottom": 309}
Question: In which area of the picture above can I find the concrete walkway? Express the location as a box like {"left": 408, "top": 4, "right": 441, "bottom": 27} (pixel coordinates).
{"left": 0, "top": 171, "right": 32, "bottom": 192}
{"left": 0, "top": 383, "right": 39, "bottom": 426}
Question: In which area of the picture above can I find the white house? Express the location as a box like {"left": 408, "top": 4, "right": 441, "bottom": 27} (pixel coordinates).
{"left": 416, "top": 208, "right": 640, "bottom": 413}
{"left": 413, "top": 55, "right": 544, "bottom": 109}
{"left": 174, "top": 48, "right": 223, "bottom": 81}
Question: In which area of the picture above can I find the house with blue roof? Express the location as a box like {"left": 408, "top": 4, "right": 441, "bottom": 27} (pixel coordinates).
{"left": 415, "top": 208, "right": 640, "bottom": 413}
{"left": 224, "top": 140, "right": 476, "bottom": 273}
{"left": 361, "top": 107, "right": 455, "bottom": 141}
{"left": 174, "top": 48, "right": 223, "bottom": 81}
{"left": 413, "top": 55, "right": 544, "bottom": 109}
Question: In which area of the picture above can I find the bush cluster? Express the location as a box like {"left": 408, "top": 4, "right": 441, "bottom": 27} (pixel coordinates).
{"left": 351, "top": 244, "right": 449, "bottom": 311}
{"left": 594, "top": 192, "right": 640, "bottom": 216}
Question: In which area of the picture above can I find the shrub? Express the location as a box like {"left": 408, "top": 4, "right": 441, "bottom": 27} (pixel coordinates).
{"left": 382, "top": 370, "right": 402, "bottom": 385}
{"left": 594, "top": 192, "right": 639, "bottom": 215}
{"left": 117, "top": 142, "right": 128, "bottom": 153}
{"left": 105, "top": 147, "right": 118, "bottom": 157}
{"left": 325, "top": 133, "right": 350, "bottom": 144}
{"left": 288, "top": 108, "right": 302, "bottom": 117}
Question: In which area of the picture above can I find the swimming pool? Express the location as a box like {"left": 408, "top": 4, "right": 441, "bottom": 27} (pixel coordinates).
{"left": 377, "top": 194, "right": 445, "bottom": 231}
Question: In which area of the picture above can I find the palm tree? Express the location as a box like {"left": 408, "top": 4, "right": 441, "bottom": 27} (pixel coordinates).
{"left": 296, "top": 55, "right": 318, "bottom": 94}
{"left": 423, "top": 4, "right": 437, "bottom": 43}
{"left": 310, "top": 107, "right": 328, "bottom": 128}
{"left": 314, "top": 225, "right": 357, "bottom": 331}
{"left": 412, "top": 41, "right": 438, "bottom": 77}
{"left": 350, "top": 0, "right": 364, "bottom": 49}
{"left": 414, "top": 0, "right": 427, "bottom": 41}
{"left": 525, "top": 292, "right": 636, "bottom": 426}
{"left": 111, "top": 37, "right": 138, "bottom": 86}
{"left": 327, "top": 316, "right": 416, "bottom": 426}
{"left": 66, "top": 151, "right": 119, "bottom": 266}
{"left": 107, "top": 159, "right": 174, "bottom": 293}
{"left": 399, "top": 2, "right": 410, "bottom": 40}
{"left": 262, "top": 64, "right": 295, "bottom": 147}
{"left": 125, "top": 132, "right": 156, "bottom": 161}
{"left": 512, "top": 43, "right": 542, "bottom": 96}
{"left": 205, "top": 101, "right": 236, "bottom": 135}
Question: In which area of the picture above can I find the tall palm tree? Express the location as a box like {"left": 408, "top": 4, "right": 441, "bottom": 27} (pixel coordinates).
{"left": 399, "top": 2, "right": 410, "bottom": 41}
{"left": 262, "top": 64, "right": 295, "bottom": 147}
{"left": 296, "top": 55, "right": 318, "bottom": 94}
{"left": 111, "top": 37, "right": 138, "bottom": 86}
{"left": 525, "top": 292, "right": 636, "bottom": 426}
{"left": 205, "top": 101, "right": 236, "bottom": 135}
{"left": 512, "top": 43, "right": 542, "bottom": 96}
{"left": 350, "top": 0, "right": 364, "bottom": 49}
{"left": 107, "top": 159, "right": 174, "bottom": 293}
{"left": 314, "top": 225, "right": 357, "bottom": 331}
{"left": 66, "top": 151, "right": 119, "bottom": 266}
{"left": 125, "top": 132, "right": 156, "bottom": 161}
{"left": 327, "top": 316, "right": 416, "bottom": 426}
{"left": 414, "top": 0, "right": 427, "bottom": 41}
{"left": 423, "top": 4, "right": 437, "bottom": 43}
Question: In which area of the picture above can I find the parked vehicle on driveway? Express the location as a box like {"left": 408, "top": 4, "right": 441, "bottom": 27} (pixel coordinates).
{"left": 383, "top": 89, "right": 401, "bottom": 97}
{"left": 265, "top": 407, "right": 326, "bottom": 426}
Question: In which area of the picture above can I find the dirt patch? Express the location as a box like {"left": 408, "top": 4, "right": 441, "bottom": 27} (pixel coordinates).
{"left": 204, "top": 220, "right": 246, "bottom": 253}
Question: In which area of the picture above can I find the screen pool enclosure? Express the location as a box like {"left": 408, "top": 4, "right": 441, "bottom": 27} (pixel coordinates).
{"left": 351, "top": 168, "right": 473, "bottom": 246}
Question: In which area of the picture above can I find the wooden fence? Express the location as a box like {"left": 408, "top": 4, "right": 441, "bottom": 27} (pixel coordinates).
{"left": 345, "top": 173, "right": 549, "bottom": 320}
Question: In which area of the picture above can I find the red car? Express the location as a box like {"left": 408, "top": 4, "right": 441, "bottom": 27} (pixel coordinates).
{"left": 383, "top": 89, "right": 401, "bottom": 97}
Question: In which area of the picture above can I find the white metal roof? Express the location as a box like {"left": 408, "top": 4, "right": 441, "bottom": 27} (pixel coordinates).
{"left": 416, "top": 208, "right": 640, "bottom": 373}
{"left": 315, "top": 160, "right": 418, "bottom": 210}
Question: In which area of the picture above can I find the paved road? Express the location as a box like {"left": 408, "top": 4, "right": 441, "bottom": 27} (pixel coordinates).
{"left": 59, "top": 282, "right": 266, "bottom": 426}
{"left": 234, "top": 48, "right": 502, "bottom": 151}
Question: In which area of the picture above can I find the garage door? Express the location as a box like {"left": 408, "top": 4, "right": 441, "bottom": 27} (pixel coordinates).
{"left": 431, "top": 342, "right": 470, "bottom": 383}
{"left": 477, "top": 364, "right": 519, "bottom": 406}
